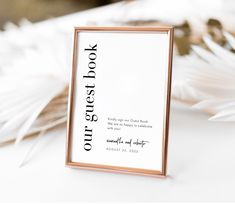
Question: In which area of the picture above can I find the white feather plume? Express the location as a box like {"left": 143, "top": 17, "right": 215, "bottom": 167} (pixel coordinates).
{"left": 173, "top": 33, "right": 235, "bottom": 121}
{"left": 0, "top": 20, "right": 70, "bottom": 144}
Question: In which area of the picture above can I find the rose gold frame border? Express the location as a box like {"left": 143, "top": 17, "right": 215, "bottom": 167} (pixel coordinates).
{"left": 66, "top": 26, "right": 174, "bottom": 177}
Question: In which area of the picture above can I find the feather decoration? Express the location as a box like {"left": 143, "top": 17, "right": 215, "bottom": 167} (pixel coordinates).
{"left": 0, "top": 20, "right": 70, "bottom": 145}
{"left": 173, "top": 33, "right": 235, "bottom": 121}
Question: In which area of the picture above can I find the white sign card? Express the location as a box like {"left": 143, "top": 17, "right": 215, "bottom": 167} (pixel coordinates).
{"left": 66, "top": 27, "right": 173, "bottom": 177}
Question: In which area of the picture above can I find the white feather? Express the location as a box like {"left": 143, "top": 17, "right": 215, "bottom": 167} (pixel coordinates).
{"left": 0, "top": 20, "right": 70, "bottom": 144}
{"left": 173, "top": 35, "right": 235, "bottom": 121}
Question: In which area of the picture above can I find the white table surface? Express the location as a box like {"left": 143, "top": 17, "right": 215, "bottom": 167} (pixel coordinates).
{"left": 0, "top": 101, "right": 235, "bottom": 202}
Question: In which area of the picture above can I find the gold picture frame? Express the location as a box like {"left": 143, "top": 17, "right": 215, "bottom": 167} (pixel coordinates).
{"left": 66, "top": 26, "right": 174, "bottom": 177}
